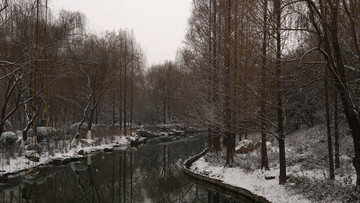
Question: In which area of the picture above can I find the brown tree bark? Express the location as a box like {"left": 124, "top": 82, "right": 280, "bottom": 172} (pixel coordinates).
{"left": 334, "top": 86, "right": 340, "bottom": 169}
{"left": 274, "top": 0, "right": 286, "bottom": 184}
{"left": 130, "top": 42, "right": 134, "bottom": 133}
{"left": 211, "top": 0, "right": 221, "bottom": 153}
{"left": 112, "top": 85, "right": 116, "bottom": 128}
{"left": 261, "top": 0, "right": 270, "bottom": 171}
{"left": 123, "top": 37, "right": 128, "bottom": 136}
{"left": 224, "top": 0, "right": 234, "bottom": 166}
{"left": 325, "top": 66, "right": 335, "bottom": 180}
{"left": 119, "top": 65, "right": 123, "bottom": 131}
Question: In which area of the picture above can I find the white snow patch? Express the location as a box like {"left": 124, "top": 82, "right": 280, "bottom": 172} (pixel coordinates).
{"left": 0, "top": 135, "right": 130, "bottom": 175}
{"left": 191, "top": 158, "right": 311, "bottom": 203}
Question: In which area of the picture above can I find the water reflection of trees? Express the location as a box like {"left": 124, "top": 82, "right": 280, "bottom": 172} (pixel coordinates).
{"left": 2, "top": 138, "right": 241, "bottom": 202}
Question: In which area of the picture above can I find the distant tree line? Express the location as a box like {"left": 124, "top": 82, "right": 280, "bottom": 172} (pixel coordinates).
{"left": 0, "top": 0, "right": 193, "bottom": 139}
{"left": 0, "top": 1, "right": 148, "bottom": 140}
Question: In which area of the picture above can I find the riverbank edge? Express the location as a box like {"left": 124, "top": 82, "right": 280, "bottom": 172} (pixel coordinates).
{"left": 182, "top": 148, "right": 271, "bottom": 203}
{"left": 0, "top": 136, "right": 133, "bottom": 179}
{"left": 1, "top": 128, "right": 195, "bottom": 178}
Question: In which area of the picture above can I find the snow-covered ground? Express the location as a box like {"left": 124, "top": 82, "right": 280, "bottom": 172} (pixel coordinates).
{"left": 189, "top": 124, "right": 360, "bottom": 202}
{"left": 191, "top": 157, "right": 311, "bottom": 203}
{"left": 0, "top": 135, "right": 130, "bottom": 176}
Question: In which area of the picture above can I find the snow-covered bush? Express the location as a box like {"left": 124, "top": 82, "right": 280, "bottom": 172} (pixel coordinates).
{"left": 0, "top": 132, "right": 18, "bottom": 147}
{"left": 27, "top": 127, "right": 59, "bottom": 142}
{"left": 25, "top": 143, "right": 43, "bottom": 154}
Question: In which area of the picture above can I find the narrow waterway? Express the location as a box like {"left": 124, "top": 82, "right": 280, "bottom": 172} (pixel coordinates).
{"left": 1, "top": 136, "right": 245, "bottom": 202}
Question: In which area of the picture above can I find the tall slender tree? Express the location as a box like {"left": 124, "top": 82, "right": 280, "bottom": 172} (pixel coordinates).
{"left": 305, "top": 0, "right": 360, "bottom": 187}
{"left": 274, "top": 0, "right": 286, "bottom": 184}
{"left": 324, "top": 65, "right": 335, "bottom": 179}
{"left": 261, "top": 0, "right": 270, "bottom": 171}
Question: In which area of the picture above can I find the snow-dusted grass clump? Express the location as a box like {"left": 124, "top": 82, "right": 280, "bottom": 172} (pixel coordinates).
{"left": 288, "top": 175, "right": 359, "bottom": 202}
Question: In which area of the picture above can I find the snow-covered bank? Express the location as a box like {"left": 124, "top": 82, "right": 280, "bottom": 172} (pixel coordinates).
{"left": 185, "top": 124, "right": 360, "bottom": 202}
{"left": 0, "top": 123, "right": 196, "bottom": 178}
{"left": 183, "top": 148, "right": 270, "bottom": 202}
{"left": 190, "top": 157, "right": 310, "bottom": 203}
{"left": 0, "top": 135, "right": 131, "bottom": 176}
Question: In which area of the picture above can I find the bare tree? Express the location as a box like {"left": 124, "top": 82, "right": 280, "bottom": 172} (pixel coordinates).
{"left": 274, "top": 0, "right": 287, "bottom": 184}
{"left": 324, "top": 65, "right": 335, "bottom": 179}
{"left": 304, "top": 0, "right": 360, "bottom": 188}
{"left": 260, "top": 0, "right": 270, "bottom": 171}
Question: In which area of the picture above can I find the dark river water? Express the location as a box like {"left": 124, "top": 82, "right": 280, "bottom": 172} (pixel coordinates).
{"left": 1, "top": 136, "right": 246, "bottom": 203}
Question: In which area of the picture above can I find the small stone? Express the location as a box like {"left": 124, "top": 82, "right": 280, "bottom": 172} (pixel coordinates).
{"left": 77, "top": 149, "right": 85, "bottom": 155}
{"left": 104, "top": 148, "right": 113, "bottom": 152}
{"left": 61, "top": 158, "right": 71, "bottom": 165}
{"left": 51, "top": 159, "right": 62, "bottom": 165}
{"left": 265, "top": 176, "right": 275, "bottom": 180}
{"left": 71, "top": 157, "right": 80, "bottom": 162}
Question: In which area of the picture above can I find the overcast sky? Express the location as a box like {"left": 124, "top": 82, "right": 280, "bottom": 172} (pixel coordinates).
{"left": 50, "top": 0, "right": 193, "bottom": 66}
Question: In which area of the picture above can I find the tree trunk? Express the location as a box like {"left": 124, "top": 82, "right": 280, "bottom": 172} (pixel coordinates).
{"left": 325, "top": 66, "right": 335, "bottom": 180}
{"left": 112, "top": 85, "right": 116, "bottom": 128}
{"left": 261, "top": 0, "right": 269, "bottom": 171}
{"left": 130, "top": 44, "right": 134, "bottom": 134}
{"left": 332, "top": 58, "right": 360, "bottom": 187}
{"left": 224, "top": 0, "right": 234, "bottom": 166}
{"left": 274, "top": 0, "right": 286, "bottom": 184}
{"left": 123, "top": 38, "right": 127, "bottom": 136}
{"left": 208, "top": 0, "right": 214, "bottom": 152}
{"left": 0, "top": 81, "right": 11, "bottom": 136}
{"left": 119, "top": 65, "right": 123, "bottom": 131}
{"left": 95, "top": 108, "right": 99, "bottom": 125}
{"left": 124, "top": 71, "right": 127, "bottom": 136}
{"left": 87, "top": 107, "right": 95, "bottom": 140}
{"left": 211, "top": 0, "right": 221, "bottom": 153}
{"left": 334, "top": 86, "right": 340, "bottom": 169}
{"left": 336, "top": 76, "right": 360, "bottom": 188}
{"left": 328, "top": 7, "right": 360, "bottom": 187}
{"left": 0, "top": 51, "right": 12, "bottom": 137}
{"left": 163, "top": 98, "right": 167, "bottom": 124}
{"left": 208, "top": 128, "right": 214, "bottom": 151}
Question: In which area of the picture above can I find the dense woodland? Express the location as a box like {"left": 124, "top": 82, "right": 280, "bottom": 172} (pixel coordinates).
{"left": 179, "top": 0, "right": 360, "bottom": 187}
{"left": 1, "top": 0, "right": 360, "bottom": 188}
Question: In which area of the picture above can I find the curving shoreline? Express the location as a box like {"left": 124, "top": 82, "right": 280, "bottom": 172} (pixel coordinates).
{"left": 0, "top": 135, "right": 131, "bottom": 179}
{"left": 182, "top": 148, "right": 271, "bottom": 203}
